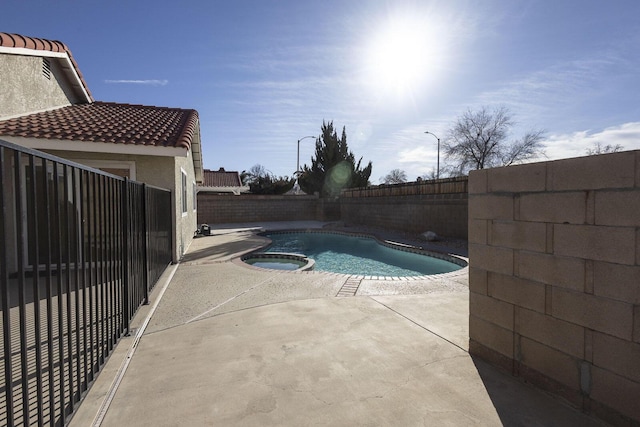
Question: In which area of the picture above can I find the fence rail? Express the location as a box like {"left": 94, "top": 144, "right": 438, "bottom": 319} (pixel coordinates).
{"left": 0, "top": 139, "right": 173, "bottom": 426}
{"left": 341, "top": 176, "right": 468, "bottom": 198}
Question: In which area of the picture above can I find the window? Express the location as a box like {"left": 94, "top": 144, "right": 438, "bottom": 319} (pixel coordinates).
{"left": 181, "top": 170, "right": 188, "bottom": 215}
{"left": 77, "top": 159, "right": 136, "bottom": 180}
{"left": 20, "top": 158, "right": 74, "bottom": 267}
{"left": 192, "top": 181, "right": 197, "bottom": 212}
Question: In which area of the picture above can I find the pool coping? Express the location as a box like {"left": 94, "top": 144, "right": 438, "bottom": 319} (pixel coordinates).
{"left": 232, "top": 228, "right": 469, "bottom": 282}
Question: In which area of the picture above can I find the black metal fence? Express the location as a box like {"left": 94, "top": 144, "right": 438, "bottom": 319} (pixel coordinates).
{"left": 0, "top": 139, "right": 173, "bottom": 426}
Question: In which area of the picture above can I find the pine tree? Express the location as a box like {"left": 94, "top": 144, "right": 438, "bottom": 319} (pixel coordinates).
{"left": 298, "top": 121, "right": 372, "bottom": 197}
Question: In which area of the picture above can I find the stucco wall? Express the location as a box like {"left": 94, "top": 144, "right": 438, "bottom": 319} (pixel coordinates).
{"left": 468, "top": 151, "right": 640, "bottom": 425}
{"left": 42, "top": 149, "right": 195, "bottom": 262}
{"left": 174, "top": 151, "right": 198, "bottom": 259}
{"left": 45, "top": 150, "right": 172, "bottom": 185}
{"left": 0, "top": 54, "right": 78, "bottom": 118}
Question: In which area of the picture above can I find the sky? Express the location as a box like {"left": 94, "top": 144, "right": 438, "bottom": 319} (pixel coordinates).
{"left": 3, "top": 0, "right": 640, "bottom": 182}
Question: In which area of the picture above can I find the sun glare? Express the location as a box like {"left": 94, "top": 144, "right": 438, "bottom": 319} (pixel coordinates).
{"left": 362, "top": 12, "right": 447, "bottom": 99}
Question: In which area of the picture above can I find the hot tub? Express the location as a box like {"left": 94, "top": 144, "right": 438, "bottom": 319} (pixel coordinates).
{"left": 241, "top": 252, "right": 315, "bottom": 271}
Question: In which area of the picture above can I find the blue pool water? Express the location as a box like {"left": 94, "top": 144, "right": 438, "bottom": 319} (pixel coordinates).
{"left": 263, "top": 232, "right": 462, "bottom": 276}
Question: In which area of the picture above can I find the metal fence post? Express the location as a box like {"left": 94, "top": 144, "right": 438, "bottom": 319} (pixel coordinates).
{"left": 122, "top": 177, "right": 130, "bottom": 336}
{"left": 0, "top": 146, "right": 15, "bottom": 425}
{"left": 142, "top": 183, "right": 150, "bottom": 305}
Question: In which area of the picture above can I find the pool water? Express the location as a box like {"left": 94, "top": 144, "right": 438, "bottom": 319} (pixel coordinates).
{"left": 264, "top": 232, "right": 462, "bottom": 276}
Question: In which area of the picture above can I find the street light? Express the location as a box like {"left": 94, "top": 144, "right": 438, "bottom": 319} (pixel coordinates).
{"left": 294, "top": 135, "right": 315, "bottom": 194}
{"left": 424, "top": 131, "right": 440, "bottom": 180}
{"left": 296, "top": 135, "right": 315, "bottom": 176}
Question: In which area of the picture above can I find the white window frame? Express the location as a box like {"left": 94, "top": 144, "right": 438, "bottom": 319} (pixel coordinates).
{"left": 181, "top": 168, "right": 188, "bottom": 216}
{"left": 192, "top": 180, "right": 197, "bottom": 212}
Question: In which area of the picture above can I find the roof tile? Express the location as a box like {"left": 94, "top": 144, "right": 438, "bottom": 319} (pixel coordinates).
{"left": 203, "top": 169, "right": 243, "bottom": 187}
{"left": 0, "top": 102, "right": 199, "bottom": 150}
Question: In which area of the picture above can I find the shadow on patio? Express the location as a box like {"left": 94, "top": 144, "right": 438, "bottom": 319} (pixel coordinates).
{"left": 68, "top": 223, "right": 604, "bottom": 426}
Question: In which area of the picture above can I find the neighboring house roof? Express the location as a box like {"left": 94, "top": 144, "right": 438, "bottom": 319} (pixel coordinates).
{"left": 199, "top": 168, "right": 249, "bottom": 195}
{"left": 0, "top": 32, "right": 93, "bottom": 103}
{"left": 203, "top": 168, "right": 242, "bottom": 187}
{"left": 0, "top": 101, "right": 199, "bottom": 150}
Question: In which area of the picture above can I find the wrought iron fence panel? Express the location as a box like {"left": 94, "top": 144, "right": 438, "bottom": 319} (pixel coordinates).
{"left": 146, "top": 186, "right": 172, "bottom": 293}
{"left": 0, "top": 139, "right": 173, "bottom": 426}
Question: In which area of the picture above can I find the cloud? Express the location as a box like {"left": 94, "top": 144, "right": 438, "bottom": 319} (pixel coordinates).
{"left": 104, "top": 79, "right": 168, "bottom": 86}
{"left": 398, "top": 146, "right": 432, "bottom": 163}
{"left": 545, "top": 122, "right": 640, "bottom": 160}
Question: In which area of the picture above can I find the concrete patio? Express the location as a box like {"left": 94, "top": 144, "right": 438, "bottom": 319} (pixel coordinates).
{"left": 69, "top": 222, "right": 604, "bottom": 426}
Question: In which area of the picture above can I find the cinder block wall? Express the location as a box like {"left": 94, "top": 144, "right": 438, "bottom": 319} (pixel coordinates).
{"left": 468, "top": 151, "right": 640, "bottom": 425}
{"left": 197, "top": 178, "right": 468, "bottom": 238}
{"left": 197, "top": 193, "right": 340, "bottom": 224}
{"left": 340, "top": 194, "right": 468, "bottom": 238}
{"left": 340, "top": 177, "right": 469, "bottom": 238}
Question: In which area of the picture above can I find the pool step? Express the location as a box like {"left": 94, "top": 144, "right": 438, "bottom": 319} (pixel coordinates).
{"left": 336, "top": 277, "right": 362, "bottom": 297}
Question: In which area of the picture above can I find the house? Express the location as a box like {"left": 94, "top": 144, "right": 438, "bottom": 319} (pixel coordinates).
{"left": 0, "top": 32, "right": 203, "bottom": 261}
{"left": 199, "top": 167, "right": 249, "bottom": 195}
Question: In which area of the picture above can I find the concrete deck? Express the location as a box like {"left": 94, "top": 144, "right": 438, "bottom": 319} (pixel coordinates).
{"left": 70, "top": 222, "right": 604, "bottom": 426}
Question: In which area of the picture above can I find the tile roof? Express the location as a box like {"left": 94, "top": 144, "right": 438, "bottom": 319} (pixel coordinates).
{"left": 203, "top": 169, "right": 243, "bottom": 187}
{"left": 0, "top": 102, "right": 199, "bottom": 150}
{"left": 0, "top": 32, "right": 93, "bottom": 102}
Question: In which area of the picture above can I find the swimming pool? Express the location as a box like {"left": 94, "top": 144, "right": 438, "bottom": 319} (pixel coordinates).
{"left": 261, "top": 231, "right": 464, "bottom": 277}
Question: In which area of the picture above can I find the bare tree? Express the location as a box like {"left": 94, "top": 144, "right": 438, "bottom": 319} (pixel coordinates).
{"left": 443, "top": 106, "right": 545, "bottom": 173}
{"left": 241, "top": 164, "right": 269, "bottom": 185}
{"left": 380, "top": 169, "right": 407, "bottom": 184}
{"left": 420, "top": 168, "right": 439, "bottom": 181}
{"left": 586, "top": 142, "right": 624, "bottom": 155}
{"left": 240, "top": 164, "right": 294, "bottom": 194}
{"left": 419, "top": 164, "right": 463, "bottom": 180}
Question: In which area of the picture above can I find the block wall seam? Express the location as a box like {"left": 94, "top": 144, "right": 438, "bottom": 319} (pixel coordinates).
{"left": 545, "top": 284, "right": 552, "bottom": 315}
{"left": 517, "top": 250, "right": 586, "bottom": 291}
{"left": 488, "top": 272, "right": 546, "bottom": 313}
{"left": 586, "top": 190, "right": 595, "bottom": 225}
{"left": 545, "top": 223, "right": 554, "bottom": 254}
{"left": 584, "top": 328, "right": 594, "bottom": 363}
{"left": 637, "top": 227, "right": 639, "bottom": 266}
{"left": 551, "top": 287, "right": 634, "bottom": 340}
{"left": 585, "top": 260, "right": 594, "bottom": 294}
{"left": 553, "top": 223, "right": 637, "bottom": 265}
{"left": 519, "top": 336, "right": 583, "bottom": 389}
{"left": 634, "top": 305, "right": 640, "bottom": 344}
{"left": 469, "top": 314, "right": 515, "bottom": 358}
